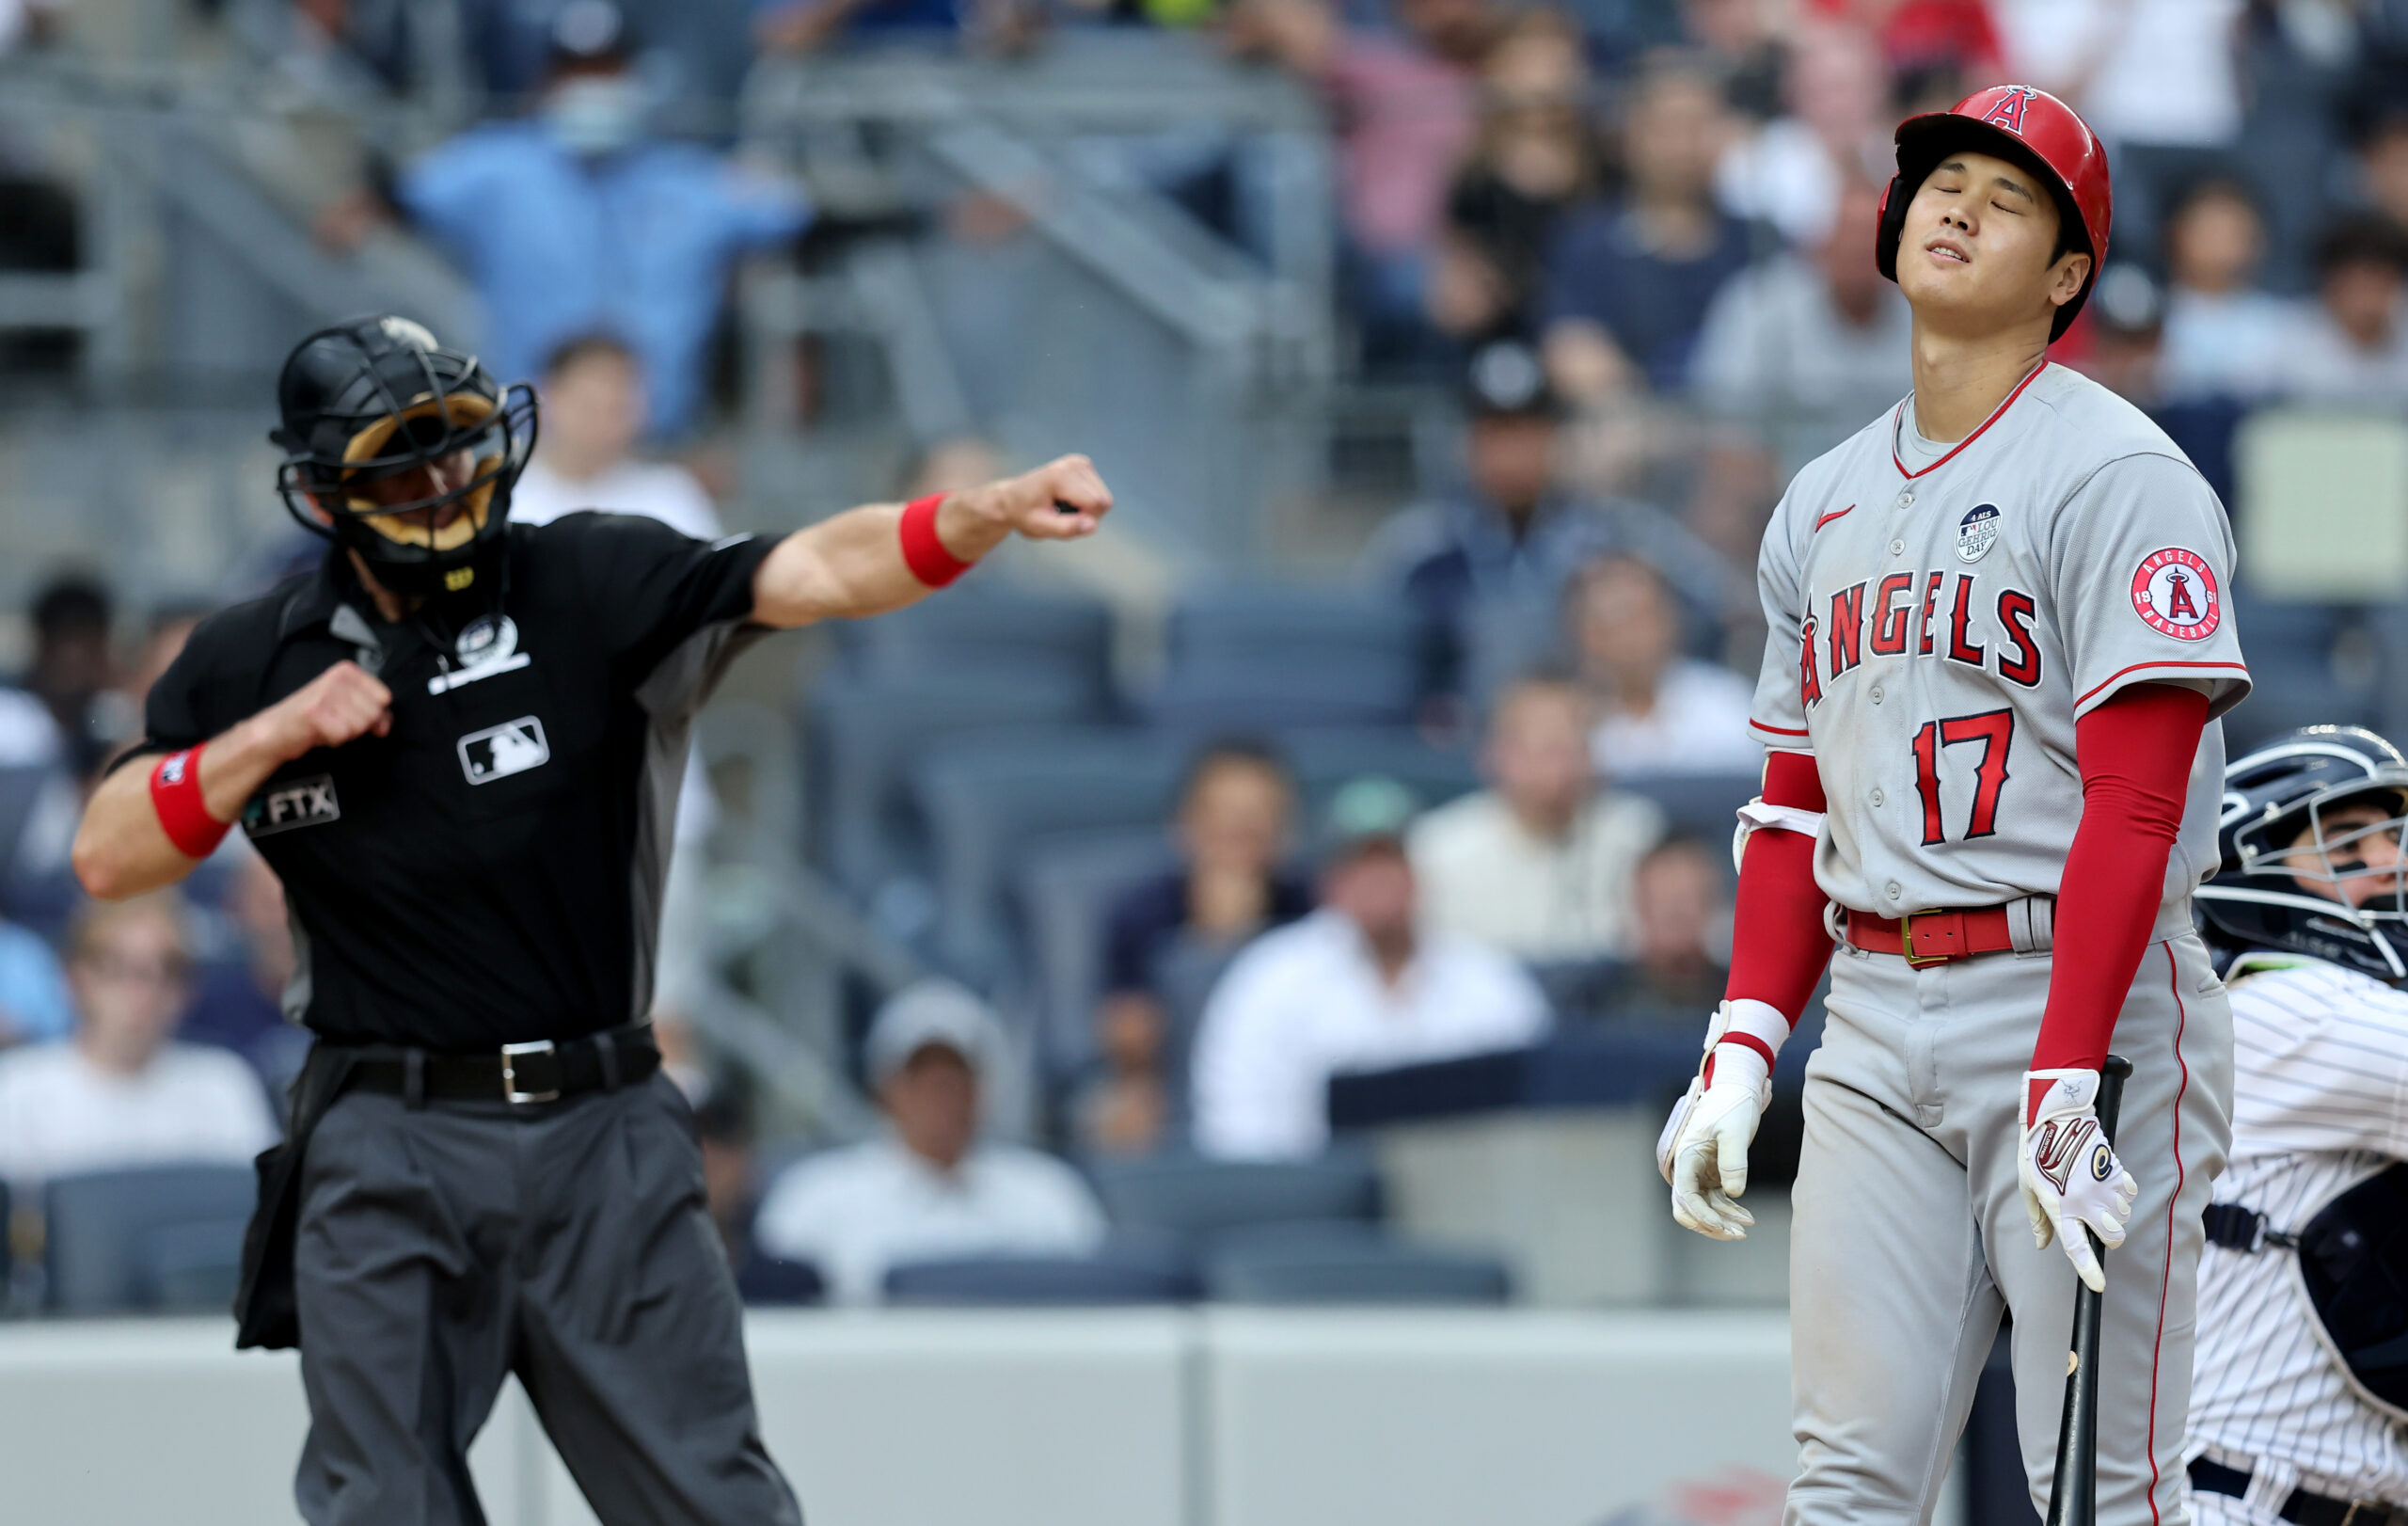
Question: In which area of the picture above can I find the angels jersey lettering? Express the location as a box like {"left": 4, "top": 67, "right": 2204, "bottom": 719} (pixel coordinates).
{"left": 1748, "top": 363, "right": 2251, "bottom": 915}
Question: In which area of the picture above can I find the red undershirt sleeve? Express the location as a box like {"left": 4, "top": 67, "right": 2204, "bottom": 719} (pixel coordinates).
{"left": 2029, "top": 681, "right": 2211, "bottom": 1077}
{"left": 1722, "top": 750, "right": 1836, "bottom": 1051}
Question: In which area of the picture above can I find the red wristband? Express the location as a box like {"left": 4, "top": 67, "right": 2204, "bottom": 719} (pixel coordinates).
{"left": 899, "top": 493, "right": 974, "bottom": 589}
{"left": 150, "top": 745, "right": 232, "bottom": 859}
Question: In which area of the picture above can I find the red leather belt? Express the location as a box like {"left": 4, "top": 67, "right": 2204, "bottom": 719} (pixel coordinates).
{"left": 1846, "top": 906, "right": 2019, "bottom": 966}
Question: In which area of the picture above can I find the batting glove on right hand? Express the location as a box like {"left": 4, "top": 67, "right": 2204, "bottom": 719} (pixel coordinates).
{"left": 2017, "top": 1068, "right": 2140, "bottom": 1293}
{"left": 1656, "top": 1002, "right": 1780, "bottom": 1240}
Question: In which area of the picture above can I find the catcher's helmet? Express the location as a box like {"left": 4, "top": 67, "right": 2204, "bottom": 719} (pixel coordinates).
{"left": 2196, "top": 725, "right": 2408, "bottom": 982}
{"left": 271, "top": 316, "right": 537, "bottom": 601}
{"left": 1876, "top": 85, "right": 2112, "bottom": 341}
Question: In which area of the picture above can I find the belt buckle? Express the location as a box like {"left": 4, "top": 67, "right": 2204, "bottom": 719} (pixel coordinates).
{"left": 499, "top": 1040, "right": 562, "bottom": 1105}
{"left": 1902, "top": 912, "right": 1964, "bottom": 967}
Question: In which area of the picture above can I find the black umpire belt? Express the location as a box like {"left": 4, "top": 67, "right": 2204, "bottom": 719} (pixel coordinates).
{"left": 345, "top": 1025, "right": 659, "bottom": 1107}
{"left": 2190, "top": 1457, "right": 2408, "bottom": 1526}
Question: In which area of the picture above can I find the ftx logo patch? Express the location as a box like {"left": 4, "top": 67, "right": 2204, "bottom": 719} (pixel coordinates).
{"left": 458, "top": 717, "right": 550, "bottom": 785}
{"left": 245, "top": 774, "right": 340, "bottom": 838}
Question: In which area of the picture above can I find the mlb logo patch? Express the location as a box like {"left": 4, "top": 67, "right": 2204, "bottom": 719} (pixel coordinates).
{"left": 457, "top": 717, "right": 550, "bottom": 785}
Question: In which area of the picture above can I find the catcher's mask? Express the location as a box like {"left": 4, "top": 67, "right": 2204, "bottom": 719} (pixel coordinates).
{"left": 2197, "top": 726, "right": 2408, "bottom": 982}
{"left": 271, "top": 316, "right": 537, "bottom": 601}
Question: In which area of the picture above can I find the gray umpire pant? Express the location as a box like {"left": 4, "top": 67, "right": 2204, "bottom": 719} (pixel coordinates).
{"left": 1785, "top": 926, "right": 2233, "bottom": 1526}
{"left": 293, "top": 1073, "right": 802, "bottom": 1526}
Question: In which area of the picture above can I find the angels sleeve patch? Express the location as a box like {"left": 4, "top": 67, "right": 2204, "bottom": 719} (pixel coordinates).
{"left": 2130, "top": 548, "right": 2221, "bottom": 641}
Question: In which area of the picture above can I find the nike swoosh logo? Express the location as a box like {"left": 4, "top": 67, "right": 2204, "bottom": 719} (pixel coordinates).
{"left": 1814, "top": 504, "right": 1855, "bottom": 533}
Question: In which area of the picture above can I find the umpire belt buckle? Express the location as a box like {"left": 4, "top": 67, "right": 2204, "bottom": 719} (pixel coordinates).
{"left": 1902, "top": 912, "right": 1966, "bottom": 966}
{"left": 499, "top": 1040, "right": 562, "bottom": 1105}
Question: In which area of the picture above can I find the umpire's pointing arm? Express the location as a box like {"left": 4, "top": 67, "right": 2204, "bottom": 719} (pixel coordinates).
{"left": 749, "top": 453, "right": 1111, "bottom": 629}
{"left": 71, "top": 453, "right": 1114, "bottom": 899}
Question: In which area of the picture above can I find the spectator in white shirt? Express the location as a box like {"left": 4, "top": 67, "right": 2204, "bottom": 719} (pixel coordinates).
{"left": 2271, "top": 215, "right": 2408, "bottom": 405}
{"left": 508, "top": 333, "right": 723, "bottom": 539}
{"left": 1410, "top": 676, "right": 1664, "bottom": 962}
{"left": 1192, "top": 778, "right": 1551, "bottom": 1161}
{"left": 2156, "top": 177, "right": 2308, "bottom": 402}
{"left": 1570, "top": 553, "right": 1760, "bottom": 778}
{"left": 0, "top": 894, "right": 277, "bottom": 1187}
{"left": 752, "top": 981, "right": 1107, "bottom": 1303}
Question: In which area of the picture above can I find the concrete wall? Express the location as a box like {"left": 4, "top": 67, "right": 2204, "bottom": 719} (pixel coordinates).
{"left": 0, "top": 1309, "right": 1893, "bottom": 1526}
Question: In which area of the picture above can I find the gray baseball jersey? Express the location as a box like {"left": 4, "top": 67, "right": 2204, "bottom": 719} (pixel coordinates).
{"left": 1747, "top": 362, "right": 2252, "bottom": 916}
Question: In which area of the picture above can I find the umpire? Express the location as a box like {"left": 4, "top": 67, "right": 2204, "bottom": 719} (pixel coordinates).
{"left": 70, "top": 315, "right": 1113, "bottom": 1525}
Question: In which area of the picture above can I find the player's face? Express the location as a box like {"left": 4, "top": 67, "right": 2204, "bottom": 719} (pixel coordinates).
{"left": 1894, "top": 151, "right": 2092, "bottom": 337}
{"left": 2279, "top": 798, "right": 2408, "bottom": 911}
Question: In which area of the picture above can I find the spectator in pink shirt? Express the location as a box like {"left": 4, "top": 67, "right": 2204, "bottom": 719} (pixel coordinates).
{"left": 1226, "top": 0, "right": 1497, "bottom": 366}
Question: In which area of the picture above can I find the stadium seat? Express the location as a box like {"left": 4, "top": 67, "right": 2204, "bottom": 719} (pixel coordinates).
{"left": 1011, "top": 827, "right": 1180, "bottom": 1077}
{"left": 1621, "top": 771, "right": 1759, "bottom": 844}
{"left": 832, "top": 584, "right": 1115, "bottom": 700}
{"left": 803, "top": 670, "right": 1110, "bottom": 902}
{"left": 736, "top": 1251, "right": 827, "bottom": 1307}
{"left": 43, "top": 1164, "right": 257, "bottom": 1314}
{"left": 911, "top": 730, "right": 1183, "bottom": 978}
{"left": 1204, "top": 1238, "right": 1513, "bottom": 1305}
{"left": 1149, "top": 588, "right": 1426, "bottom": 731}
{"left": 1277, "top": 728, "right": 1481, "bottom": 825}
{"left": 880, "top": 1249, "right": 1200, "bottom": 1305}
{"left": 1088, "top": 1153, "right": 1382, "bottom": 1248}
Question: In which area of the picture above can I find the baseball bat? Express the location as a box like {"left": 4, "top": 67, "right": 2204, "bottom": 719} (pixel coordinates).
{"left": 2042, "top": 1052, "right": 2132, "bottom": 1526}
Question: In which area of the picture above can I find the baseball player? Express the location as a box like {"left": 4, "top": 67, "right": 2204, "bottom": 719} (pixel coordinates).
{"left": 68, "top": 315, "right": 1111, "bottom": 1526}
{"left": 2186, "top": 726, "right": 2408, "bottom": 1526}
{"left": 1655, "top": 87, "right": 2249, "bottom": 1526}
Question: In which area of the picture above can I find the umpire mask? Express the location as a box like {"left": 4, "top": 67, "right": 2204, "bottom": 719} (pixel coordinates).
{"left": 271, "top": 316, "right": 537, "bottom": 603}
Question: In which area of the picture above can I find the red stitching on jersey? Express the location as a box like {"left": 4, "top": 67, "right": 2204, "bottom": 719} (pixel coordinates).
{"left": 1751, "top": 719, "right": 1811, "bottom": 737}
{"left": 2144, "top": 946, "right": 2192, "bottom": 1526}
{"left": 2073, "top": 660, "right": 2250, "bottom": 710}
{"left": 1892, "top": 364, "right": 2049, "bottom": 480}
{"left": 1813, "top": 504, "right": 1856, "bottom": 533}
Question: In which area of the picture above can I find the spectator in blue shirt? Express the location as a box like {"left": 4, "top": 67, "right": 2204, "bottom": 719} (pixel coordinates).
{"left": 391, "top": 2, "right": 811, "bottom": 440}
{"left": 0, "top": 914, "right": 71, "bottom": 1046}
{"left": 1541, "top": 58, "right": 1755, "bottom": 400}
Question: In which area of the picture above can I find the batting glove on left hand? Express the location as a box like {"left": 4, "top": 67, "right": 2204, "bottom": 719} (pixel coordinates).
{"left": 2017, "top": 1068, "right": 2140, "bottom": 1293}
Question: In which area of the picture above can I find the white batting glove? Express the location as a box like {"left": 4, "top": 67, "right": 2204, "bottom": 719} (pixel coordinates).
{"left": 2017, "top": 1069, "right": 2140, "bottom": 1293}
{"left": 1656, "top": 1000, "right": 1783, "bottom": 1240}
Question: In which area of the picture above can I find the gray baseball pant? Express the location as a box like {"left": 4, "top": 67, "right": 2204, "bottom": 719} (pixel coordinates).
{"left": 292, "top": 1073, "right": 802, "bottom": 1526}
{"left": 1784, "top": 928, "right": 2232, "bottom": 1526}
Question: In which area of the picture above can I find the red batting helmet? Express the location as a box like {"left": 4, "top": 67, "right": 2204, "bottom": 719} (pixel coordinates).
{"left": 1876, "top": 85, "right": 2112, "bottom": 341}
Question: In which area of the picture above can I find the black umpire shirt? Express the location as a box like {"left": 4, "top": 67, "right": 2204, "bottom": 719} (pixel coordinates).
{"left": 129, "top": 514, "right": 776, "bottom": 1051}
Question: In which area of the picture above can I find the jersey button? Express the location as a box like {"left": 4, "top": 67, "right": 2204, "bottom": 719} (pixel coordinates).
{"left": 1870, "top": 787, "right": 1884, "bottom": 806}
{"left": 1870, "top": 685, "right": 1884, "bottom": 703}
{"left": 1896, "top": 491, "right": 1914, "bottom": 508}
{"left": 1888, "top": 538, "right": 1905, "bottom": 556}
{"left": 1886, "top": 881, "right": 1903, "bottom": 899}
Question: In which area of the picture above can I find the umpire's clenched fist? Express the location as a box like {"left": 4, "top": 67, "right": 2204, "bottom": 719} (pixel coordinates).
{"left": 261, "top": 660, "right": 393, "bottom": 759}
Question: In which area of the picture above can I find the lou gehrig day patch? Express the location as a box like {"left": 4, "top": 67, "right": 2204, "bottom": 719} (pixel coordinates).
{"left": 2130, "top": 548, "right": 2221, "bottom": 641}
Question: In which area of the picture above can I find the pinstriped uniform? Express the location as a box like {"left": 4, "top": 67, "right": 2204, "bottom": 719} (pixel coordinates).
{"left": 2185, "top": 956, "right": 2408, "bottom": 1521}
